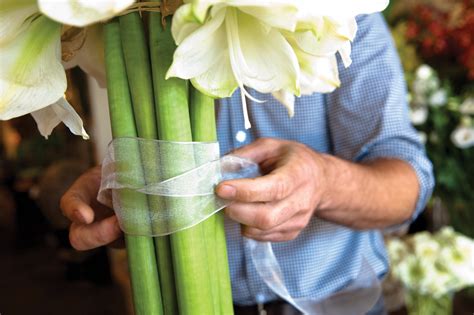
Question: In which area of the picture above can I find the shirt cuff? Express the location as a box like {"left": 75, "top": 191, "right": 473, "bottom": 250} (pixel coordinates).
{"left": 356, "top": 139, "right": 435, "bottom": 226}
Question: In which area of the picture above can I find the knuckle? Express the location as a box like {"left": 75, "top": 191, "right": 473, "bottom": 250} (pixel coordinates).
{"left": 259, "top": 137, "right": 277, "bottom": 147}
{"left": 95, "top": 227, "right": 111, "bottom": 245}
{"left": 69, "top": 228, "right": 83, "bottom": 251}
{"left": 294, "top": 219, "right": 308, "bottom": 231}
{"left": 286, "top": 232, "right": 300, "bottom": 241}
{"left": 272, "top": 179, "right": 290, "bottom": 200}
{"left": 242, "top": 184, "right": 259, "bottom": 201}
{"left": 255, "top": 213, "right": 276, "bottom": 230}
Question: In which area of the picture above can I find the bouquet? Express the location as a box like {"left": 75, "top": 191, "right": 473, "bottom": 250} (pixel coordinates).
{"left": 387, "top": 227, "right": 474, "bottom": 315}
{"left": 0, "top": 0, "right": 388, "bottom": 314}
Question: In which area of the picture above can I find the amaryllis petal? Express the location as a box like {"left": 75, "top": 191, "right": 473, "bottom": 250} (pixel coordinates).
{"left": 171, "top": 4, "right": 201, "bottom": 44}
{"left": 272, "top": 90, "right": 295, "bottom": 117}
{"left": 191, "top": 52, "right": 239, "bottom": 98}
{"left": 298, "top": 52, "right": 340, "bottom": 94}
{"left": 338, "top": 41, "right": 353, "bottom": 68}
{"left": 0, "top": 15, "right": 65, "bottom": 120}
{"left": 167, "top": 7, "right": 227, "bottom": 80}
{"left": 0, "top": 0, "right": 38, "bottom": 45}
{"left": 296, "top": 0, "right": 389, "bottom": 17}
{"left": 225, "top": 7, "right": 300, "bottom": 95}
{"left": 38, "top": 0, "right": 135, "bottom": 27}
{"left": 291, "top": 17, "right": 357, "bottom": 58}
{"left": 187, "top": 0, "right": 223, "bottom": 22}
{"left": 230, "top": 0, "right": 299, "bottom": 31}
{"left": 31, "top": 97, "right": 89, "bottom": 139}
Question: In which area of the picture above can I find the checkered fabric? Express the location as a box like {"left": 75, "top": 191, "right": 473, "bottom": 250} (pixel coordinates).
{"left": 215, "top": 13, "right": 434, "bottom": 306}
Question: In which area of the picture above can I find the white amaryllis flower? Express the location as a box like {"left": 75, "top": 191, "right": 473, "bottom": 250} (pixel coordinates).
{"left": 0, "top": 2, "right": 88, "bottom": 138}
{"left": 168, "top": 0, "right": 301, "bottom": 128}
{"left": 270, "top": 0, "right": 388, "bottom": 115}
{"left": 1, "top": 0, "right": 132, "bottom": 138}
{"left": 169, "top": 0, "right": 388, "bottom": 126}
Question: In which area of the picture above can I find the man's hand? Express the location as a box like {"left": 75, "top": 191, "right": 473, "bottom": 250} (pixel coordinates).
{"left": 217, "top": 138, "right": 420, "bottom": 242}
{"left": 216, "top": 138, "right": 328, "bottom": 242}
{"left": 60, "top": 166, "right": 123, "bottom": 251}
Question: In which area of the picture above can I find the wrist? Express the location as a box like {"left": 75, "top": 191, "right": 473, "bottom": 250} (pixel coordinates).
{"left": 313, "top": 153, "right": 335, "bottom": 212}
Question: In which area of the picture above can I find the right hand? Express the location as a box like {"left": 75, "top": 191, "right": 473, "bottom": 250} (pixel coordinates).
{"left": 60, "top": 166, "right": 124, "bottom": 251}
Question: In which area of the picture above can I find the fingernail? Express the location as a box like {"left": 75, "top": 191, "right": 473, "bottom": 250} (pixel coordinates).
{"left": 73, "top": 210, "right": 87, "bottom": 224}
{"left": 218, "top": 185, "right": 236, "bottom": 199}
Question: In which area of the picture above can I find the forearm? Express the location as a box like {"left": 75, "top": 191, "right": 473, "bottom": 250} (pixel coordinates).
{"left": 317, "top": 154, "right": 420, "bottom": 229}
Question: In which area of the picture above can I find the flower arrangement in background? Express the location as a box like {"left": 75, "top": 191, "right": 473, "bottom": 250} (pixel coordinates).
{"left": 387, "top": 0, "right": 474, "bottom": 238}
{"left": 387, "top": 227, "right": 474, "bottom": 314}
{"left": 389, "top": 0, "right": 474, "bottom": 82}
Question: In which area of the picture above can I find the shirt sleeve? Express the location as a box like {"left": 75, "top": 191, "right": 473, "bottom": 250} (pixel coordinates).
{"left": 326, "top": 13, "right": 434, "bottom": 222}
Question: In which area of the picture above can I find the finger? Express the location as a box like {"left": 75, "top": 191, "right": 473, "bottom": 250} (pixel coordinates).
{"left": 231, "top": 138, "right": 284, "bottom": 163}
{"left": 217, "top": 170, "right": 295, "bottom": 202}
{"left": 241, "top": 214, "right": 308, "bottom": 238}
{"left": 60, "top": 167, "right": 102, "bottom": 224}
{"left": 224, "top": 199, "right": 296, "bottom": 230}
{"left": 243, "top": 230, "right": 300, "bottom": 243}
{"left": 69, "top": 215, "right": 122, "bottom": 251}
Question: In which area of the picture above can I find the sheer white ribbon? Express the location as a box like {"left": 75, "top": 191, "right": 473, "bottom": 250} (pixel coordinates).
{"left": 99, "top": 137, "right": 382, "bottom": 315}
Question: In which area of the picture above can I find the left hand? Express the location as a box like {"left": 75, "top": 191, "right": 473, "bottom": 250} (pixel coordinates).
{"left": 216, "top": 138, "right": 328, "bottom": 242}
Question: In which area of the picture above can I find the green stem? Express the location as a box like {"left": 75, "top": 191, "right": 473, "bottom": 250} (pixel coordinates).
{"left": 104, "top": 19, "right": 163, "bottom": 315}
{"left": 189, "top": 88, "right": 234, "bottom": 314}
{"left": 149, "top": 12, "right": 215, "bottom": 315}
{"left": 119, "top": 13, "right": 178, "bottom": 315}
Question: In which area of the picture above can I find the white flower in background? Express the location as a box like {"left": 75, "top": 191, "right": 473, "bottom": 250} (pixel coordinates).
{"left": 412, "top": 65, "right": 440, "bottom": 104}
{"left": 0, "top": 0, "right": 126, "bottom": 138}
{"left": 459, "top": 97, "right": 474, "bottom": 115}
{"left": 416, "top": 64, "right": 434, "bottom": 81}
{"left": 409, "top": 106, "right": 428, "bottom": 125}
{"left": 38, "top": 0, "right": 135, "bottom": 27}
{"left": 387, "top": 238, "right": 408, "bottom": 263}
{"left": 388, "top": 228, "right": 474, "bottom": 298}
{"left": 395, "top": 255, "right": 422, "bottom": 291}
{"left": 451, "top": 120, "right": 474, "bottom": 149}
{"left": 428, "top": 89, "right": 447, "bottom": 107}
{"left": 419, "top": 263, "right": 452, "bottom": 297}
{"left": 417, "top": 131, "right": 427, "bottom": 144}
{"left": 168, "top": 0, "right": 389, "bottom": 127}
{"left": 437, "top": 226, "right": 457, "bottom": 244}
{"left": 412, "top": 234, "right": 440, "bottom": 261}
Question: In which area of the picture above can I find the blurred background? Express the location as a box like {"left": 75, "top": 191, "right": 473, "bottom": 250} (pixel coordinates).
{"left": 0, "top": 0, "right": 473, "bottom": 314}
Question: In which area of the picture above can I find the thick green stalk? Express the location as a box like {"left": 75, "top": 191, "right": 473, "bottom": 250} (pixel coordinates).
{"left": 189, "top": 88, "right": 234, "bottom": 314}
{"left": 119, "top": 13, "right": 178, "bottom": 315}
{"left": 104, "top": 19, "right": 163, "bottom": 315}
{"left": 149, "top": 12, "right": 215, "bottom": 315}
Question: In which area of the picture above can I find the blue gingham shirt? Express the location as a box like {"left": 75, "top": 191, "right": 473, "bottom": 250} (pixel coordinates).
{"left": 216, "top": 14, "right": 434, "bottom": 306}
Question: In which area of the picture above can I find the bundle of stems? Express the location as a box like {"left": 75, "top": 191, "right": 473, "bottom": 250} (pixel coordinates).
{"left": 104, "top": 4, "right": 233, "bottom": 314}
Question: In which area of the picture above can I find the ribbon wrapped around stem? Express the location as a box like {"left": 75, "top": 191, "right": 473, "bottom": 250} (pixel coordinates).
{"left": 98, "top": 137, "right": 382, "bottom": 315}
